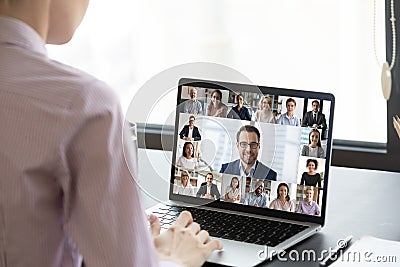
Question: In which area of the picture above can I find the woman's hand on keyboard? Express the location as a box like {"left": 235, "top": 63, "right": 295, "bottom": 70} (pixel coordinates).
{"left": 149, "top": 210, "right": 223, "bottom": 267}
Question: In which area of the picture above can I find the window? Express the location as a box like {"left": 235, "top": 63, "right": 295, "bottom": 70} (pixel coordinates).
{"left": 47, "top": 1, "right": 400, "bottom": 171}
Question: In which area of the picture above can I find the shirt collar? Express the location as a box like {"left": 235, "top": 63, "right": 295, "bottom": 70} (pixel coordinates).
{"left": 285, "top": 113, "right": 296, "bottom": 119}
{"left": 239, "top": 160, "right": 257, "bottom": 177}
{"left": 0, "top": 16, "right": 47, "bottom": 56}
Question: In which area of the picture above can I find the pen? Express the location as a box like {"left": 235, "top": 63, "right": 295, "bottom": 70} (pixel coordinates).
{"left": 320, "top": 235, "right": 353, "bottom": 266}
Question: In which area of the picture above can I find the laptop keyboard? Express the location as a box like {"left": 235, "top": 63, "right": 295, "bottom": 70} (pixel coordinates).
{"left": 151, "top": 205, "right": 309, "bottom": 247}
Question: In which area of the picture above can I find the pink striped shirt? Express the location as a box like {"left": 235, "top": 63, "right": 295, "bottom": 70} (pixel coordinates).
{"left": 0, "top": 16, "right": 179, "bottom": 267}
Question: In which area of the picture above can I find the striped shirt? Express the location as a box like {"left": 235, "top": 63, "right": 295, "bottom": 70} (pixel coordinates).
{"left": 183, "top": 99, "right": 203, "bottom": 115}
{"left": 0, "top": 16, "right": 179, "bottom": 267}
{"left": 276, "top": 113, "right": 300, "bottom": 126}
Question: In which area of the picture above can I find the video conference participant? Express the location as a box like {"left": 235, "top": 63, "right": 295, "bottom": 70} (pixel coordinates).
{"left": 173, "top": 170, "right": 196, "bottom": 197}
{"left": 183, "top": 87, "right": 204, "bottom": 115}
{"left": 276, "top": 98, "right": 300, "bottom": 126}
{"left": 301, "top": 128, "right": 325, "bottom": 158}
{"left": 301, "top": 100, "right": 327, "bottom": 130}
{"left": 220, "top": 125, "right": 277, "bottom": 181}
{"left": 206, "top": 89, "right": 228, "bottom": 117}
{"left": 224, "top": 176, "right": 241, "bottom": 203}
{"left": 269, "top": 183, "right": 295, "bottom": 212}
{"left": 179, "top": 115, "right": 201, "bottom": 141}
{"left": 252, "top": 96, "right": 276, "bottom": 124}
{"left": 196, "top": 173, "right": 221, "bottom": 200}
{"left": 227, "top": 94, "right": 251, "bottom": 121}
{"left": 176, "top": 142, "right": 199, "bottom": 171}
{"left": 300, "top": 159, "right": 322, "bottom": 187}
{"left": 244, "top": 180, "right": 269, "bottom": 208}
{"left": 296, "top": 187, "right": 321, "bottom": 216}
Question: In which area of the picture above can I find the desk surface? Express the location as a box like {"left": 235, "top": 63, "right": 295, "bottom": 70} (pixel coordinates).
{"left": 138, "top": 149, "right": 400, "bottom": 266}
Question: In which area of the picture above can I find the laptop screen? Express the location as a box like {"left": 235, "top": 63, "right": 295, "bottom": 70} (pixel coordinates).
{"left": 170, "top": 78, "right": 334, "bottom": 224}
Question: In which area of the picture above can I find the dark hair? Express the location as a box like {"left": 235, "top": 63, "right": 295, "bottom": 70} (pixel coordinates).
{"left": 230, "top": 177, "right": 240, "bottom": 189}
{"left": 189, "top": 115, "right": 195, "bottom": 121}
{"left": 286, "top": 98, "right": 296, "bottom": 106}
{"left": 276, "top": 183, "right": 290, "bottom": 201}
{"left": 212, "top": 89, "right": 222, "bottom": 99}
{"left": 206, "top": 172, "right": 213, "bottom": 179}
{"left": 236, "top": 94, "right": 244, "bottom": 101}
{"left": 182, "top": 142, "right": 194, "bottom": 158}
{"left": 311, "top": 100, "right": 320, "bottom": 106}
{"left": 308, "top": 129, "right": 322, "bottom": 147}
{"left": 306, "top": 158, "right": 318, "bottom": 170}
{"left": 236, "top": 125, "right": 260, "bottom": 143}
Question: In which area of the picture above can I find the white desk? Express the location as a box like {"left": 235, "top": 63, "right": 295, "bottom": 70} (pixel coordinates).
{"left": 138, "top": 149, "right": 400, "bottom": 266}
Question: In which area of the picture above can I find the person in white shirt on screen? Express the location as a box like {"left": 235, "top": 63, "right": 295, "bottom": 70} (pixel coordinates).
{"left": 206, "top": 89, "right": 228, "bottom": 117}
{"left": 183, "top": 87, "right": 203, "bottom": 115}
{"left": 269, "top": 183, "right": 295, "bottom": 212}
{"left": 276, "top": 98, "right": 300, "bottom": 126}
{"left": 176, "top": 142, "right": 199, "bottom": 171}
{"left": 0, "top": 0, "right": 221, "bottom": 266}
{"left": 174, "top": 170, "right": 196, "bottom": 197}
{"left": 252, "top": 96, "right": 276, "bottom": 124}
{"left": 224, "top": 176, "right": 241, "bottom": 203}
{"left": 179, "top": 115, "right": 201, "bottom": 141}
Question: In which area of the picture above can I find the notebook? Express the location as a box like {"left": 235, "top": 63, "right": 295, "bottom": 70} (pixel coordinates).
{"left": 146, "top": 78, "right": 335, "bottom": 266}
{"left": 330, "top": 236, "right": 400, "bottom": 267}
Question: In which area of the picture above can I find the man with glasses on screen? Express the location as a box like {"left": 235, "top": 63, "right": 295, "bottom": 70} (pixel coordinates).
{"left": 220, "top": 125, "right": 277, "bottom": 181}
{"left": 183, "top": 87, "right": 203, "bottom": 115}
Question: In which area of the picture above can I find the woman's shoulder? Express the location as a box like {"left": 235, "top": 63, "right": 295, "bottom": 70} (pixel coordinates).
{"left": 49, "top": 59, "right": 119, "bottom": 107}
{"left": 270, "top": 199, "right": 278, "bottom": 204}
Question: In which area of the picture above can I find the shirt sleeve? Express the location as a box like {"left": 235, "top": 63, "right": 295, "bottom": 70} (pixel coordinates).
{"left": 179, "top": 126, "right": 186, "bottom": 139}
{"left": 183, "top": 101, "right": 189, "bottom": 113}
{"left": 301, "top": 145, "right": 307, "bottom": 156}
{"left": 245, "top": 108, "right": 251, "bottom": 121}
{"left": 318, "top": 147, "right": 325, "bottom": 158}
{"left": 197, "top": 101, "right": 204, "bottom": 115}
{"left": 290, "top": 201, "right": 295, "bottom": 212}
{"left": 300, "top": 173, "right": 306, "bottom": 185}
{"left": 176, "top": 156, "right": 183, "bottom": 167}
{"left": 276, "top": 115, "right": 282, "bottom": 125}
{"left": 296, "top": 202, "right": 303, "bottom": 213}
{"left": 60, "top": 81, "right": 159, "bottom": 266}
{"left": 244, "top": 195, "right": 249, "bottom": 205}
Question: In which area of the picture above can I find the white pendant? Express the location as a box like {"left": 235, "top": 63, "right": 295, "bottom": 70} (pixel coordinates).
{"left": 381, "top": 62, "right": 392, "bottom": 100}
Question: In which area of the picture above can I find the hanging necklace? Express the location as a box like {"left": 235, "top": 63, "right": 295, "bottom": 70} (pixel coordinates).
{"left": 374, "top": 0, "right": 396, "bottom": 100}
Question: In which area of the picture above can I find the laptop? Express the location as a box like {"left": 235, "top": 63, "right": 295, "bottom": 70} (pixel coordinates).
{"left": 146, "top": 78, "right": 335, "bottom": 266}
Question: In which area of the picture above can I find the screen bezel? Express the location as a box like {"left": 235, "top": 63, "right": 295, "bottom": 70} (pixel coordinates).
{"left": 169, "top": 77, "right": 335, "bottom": 226}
